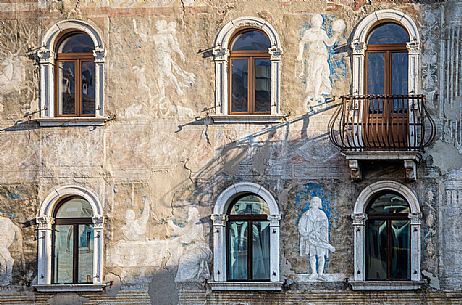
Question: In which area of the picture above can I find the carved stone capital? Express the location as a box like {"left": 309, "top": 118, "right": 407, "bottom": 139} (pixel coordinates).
{"left": 211, "top": 214, "right": 227, "bottom": 225}
{"left": 409, "top": 212, "right": 422, "bottom": 224}
{"left": 92, "top": 216, "right": 104, "bottom": 229}
{"left": 36, "top": 216, "right": 53, "bottom": 230}
{"left": 269, "top": 46, "right": 283, "bottom": 60}
{"left": 212, "top": 47, "right": 229, "bottom": 61}
{"left": 37, "top": 47, "right": 54, "bottom": 64}
{"left": 407, "top": 41, "right": 420, "bottom": 54}
{"left": 351, "top": 213, "right": 367, "bottom": 225}
{"left": 351, "top": 40, "right": 365, "bottom": 55}
{"left": 93, "top": 47, "right": 106, "bottom": 63}
{"left": 268, "top": 214, "right": 281, "bottom": 226}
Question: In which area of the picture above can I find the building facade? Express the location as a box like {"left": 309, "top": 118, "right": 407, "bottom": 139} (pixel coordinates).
{"left": 0, "top": 0, "right": 461, "bottom": 304}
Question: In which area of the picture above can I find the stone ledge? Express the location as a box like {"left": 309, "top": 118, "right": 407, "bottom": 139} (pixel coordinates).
{"left": 210, "top": 115, "right": 285, "bottom": 124}
{"left": 35, "top": 117, "right": 109, "bottom": 127}
{"left": 209, "top": 282, "right": 283, "bottom": 291}
{"left": 349, "top": 280, "right": 424, "bottom": 291}
{"left": 343, "top": 150, "right": 421, "bottom": 161}
{"left": 33, "top": 284, "right": 106, "bottom": 292}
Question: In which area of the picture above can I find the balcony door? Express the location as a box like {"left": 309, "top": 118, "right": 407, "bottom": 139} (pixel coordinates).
{"left": 364, "top": 23, "right": 410, "bottom": 148}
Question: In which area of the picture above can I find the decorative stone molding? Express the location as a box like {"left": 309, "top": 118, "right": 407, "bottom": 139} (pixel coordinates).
{"left": 213, "top": 17, "right": 283, "bottom": 117}
{"left": 348, "top": 160, "right": 362, "bottom": 180}
{"left": 352, "top": 181, "right": 421, "bottom": 283}
{"left": 37, "top": 19, "right": 106, "bottom": 119}
{"left": 36, "top": 185, "right": 104, "bottom": 286}
{"left": 212, "top": 182, "right": 281, "bottom": 283}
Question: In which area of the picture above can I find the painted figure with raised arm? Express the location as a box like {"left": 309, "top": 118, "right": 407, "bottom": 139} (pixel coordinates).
{"left": 122, "top": 197, "right": 151, "bottom": 241}
{"left": 298, "top": 196, "right": 335, "bottom": 279}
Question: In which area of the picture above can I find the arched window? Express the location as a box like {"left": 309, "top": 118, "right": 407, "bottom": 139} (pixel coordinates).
{"left": 55, "top": 32, "right": 96, "bottom": 117}
{"left": 35, "top": 185, "right": 104, "bottom": 291}
{"left": 52, "top": 197, "right": 94, "bottom": 284}
{"left": 351, "top": 181, "right": 421, "bottom": 290}
{"left": 227, "top": 194, "right": 270, "bottom": 281}
{"left": 365, "top": 192, "right": 410, "bottom": 280}
{"left": 211, "top": 182, "right": 281, "bottom": 286}
{"left": 37, "top": 20, "right": 105, "bottom": 126}
{"left": 213, "top": 17, "right": 283, "bottom": 122}
{"left": 229, "top": 30, "right": 271, "bottom": 115}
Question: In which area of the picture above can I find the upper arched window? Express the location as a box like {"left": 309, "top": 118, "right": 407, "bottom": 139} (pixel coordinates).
{"left": 37, "top": 20, "right": 105, "bottom": 125}
{"left": 212, "top": 17, "right": 283, "bottom": 121}
{"left": 227, "top": 194, "right": 271, "bottom": 281}
{"left": 229, "top": 30, "right": 271, "bottom": 115}
{"left": 365, "top": 192, "right": 410, "bottom": 281}
{"left": 55, "top": 32, "right": 96, "bottom": 117}
{"left": 52, "top": 196, "right": 94, "bottom": 284}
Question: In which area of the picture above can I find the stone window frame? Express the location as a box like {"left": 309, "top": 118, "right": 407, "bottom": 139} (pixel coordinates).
{"left": 34, "top": 185, "right": 104, "bottom": 292}
{"left": 210, "top": 182, "right": 281, "bottom": 290}
{"left": 36, "top": 20, "right": 106, "bottom": 127}
{"left": 212, "top": 17, "right": 283, "bottom": 123}
{"left": 351, "top": 9, "right": 421, "bottom": 96}
{"left": 351, "top": 181, "right": 422, "bottom": 290}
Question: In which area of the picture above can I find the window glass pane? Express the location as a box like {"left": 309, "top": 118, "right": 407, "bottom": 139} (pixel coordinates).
{"left": 53, "top": 224, "right": 74, "bottom": 283}
{"left": 229, "top": 195, "right": 269, "bottom": 215}
{"left": 391, "top": 220, "right": 410, "bottom": 280}
{"left": 252, "top": 221, "right": 270, "bottom": 280}
{"left": 391, "top": 52, "right": 409, "bottom": 98}
{"left": 56, "top": 197, "right": 93, "bottom": 218}
{"left": 228, "top": 221, "right": 248, "bottom": 280}
{"left": 78, "top": 224, "right": 94, "bottom": 283}
{"left": 58, "top": 33, "right": 94, "bottom": 53}
{"left": 58, "top": 61, "right": 76, "bottom": 115}
{"left": 368, "top": 23, "right": 409, "bottom": 44}
{"left": 81, "top": 61, "right": 96, "bottom": 115}
{"left": 254, "top": 59, "right": 271, "bottom": 113}
{"left": 231, "top": 59, "right": 248, "bottom": 113}
{"left": 367, "top": 52, "right": 385, "bottom": 95}
{"left": 367, "top": 193, "right": 410, "bottom": 215}
{"left": 231, "top": 30, "right": 271, "bottom": 51}
{"left": 366, "top": 220, "right": 387, "bottom": 280}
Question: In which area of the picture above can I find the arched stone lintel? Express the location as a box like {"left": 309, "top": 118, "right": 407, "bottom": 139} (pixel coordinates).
{"left": 38, "top": 185, "right": 103, "bottom": 219}
{"left": 352, "top": 9, "right": 420, "bottom": 47}
{"left": 213, "top": 182, "right": 280, "bottom": 216}
{"left": 353, "top": 180, "right": 420, "bottom": 215}
{"left": 41, "top": 19, "right": 105, "bottom": 51}
{"left": 214, "top": 16, "right": 282, "bottom": 50}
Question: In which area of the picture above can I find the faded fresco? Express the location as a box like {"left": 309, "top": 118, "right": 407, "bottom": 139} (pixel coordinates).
{"left": 297, "top": 14, "right": 346, "bottom": 109}
{"left": 0, "top": 216, "right": 22, "bottom": 286}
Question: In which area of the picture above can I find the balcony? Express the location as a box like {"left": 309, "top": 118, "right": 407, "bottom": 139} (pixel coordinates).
{"left": 328, "top": 95, "right": 436, "bottom": 180}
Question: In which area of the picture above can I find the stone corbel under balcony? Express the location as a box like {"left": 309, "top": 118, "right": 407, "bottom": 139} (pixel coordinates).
{"left": 345, "top": 151, "right": 421, "bottom": 181}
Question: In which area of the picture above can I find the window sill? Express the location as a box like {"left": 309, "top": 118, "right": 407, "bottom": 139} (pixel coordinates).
{"left": 210, "top": 115, "right": 285, "bottom": 124}
{"left": 34, "top": 283, "right": 106, "bottom": 292}
{"left": 209, "top": 281, "right": 282, "bottom": 291}
{"left": 349, "top": 280, "right": 424, "bottom": 291}
{"left": 35, "top": 117, "right": 109, "bottom": 127}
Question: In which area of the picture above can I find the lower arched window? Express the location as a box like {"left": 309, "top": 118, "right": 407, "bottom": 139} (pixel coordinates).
{"left": 52, "top": 196, "right": 94, "bottom": 284}
{"left": 366, "top": 192, "right": 410, "bottom": 280}
{"left": 227, "top": 194, "right": 270, "bottom": 281}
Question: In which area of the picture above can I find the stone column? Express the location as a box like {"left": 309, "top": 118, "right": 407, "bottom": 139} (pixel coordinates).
{"left": 212, "top": 47, "right": 229, "bottom": 115}
{"left": 352, "top": 213, "right": 366, "bottom": 281}
{"left": 211, "top": 214, "right": 227, "bottom": 281}
{"left": 268, "top": 214, "right": 281, "bottom": 282}
{"left": 92, "top": 216, "right": 104, "bottom": 284}
{"left": 36, "top": 216, "right": 53, "bottom": 284}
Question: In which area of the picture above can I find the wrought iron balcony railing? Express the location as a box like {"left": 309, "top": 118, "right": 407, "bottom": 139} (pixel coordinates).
{"left": 328, "top": 95, "right": 436, "bottom": 151}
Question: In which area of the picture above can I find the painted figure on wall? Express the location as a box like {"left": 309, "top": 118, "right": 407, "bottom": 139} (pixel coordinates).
{"left": 297, "top": 14, "right": 345, "bottom": 107}
{"left": 153, "top": 20, "right": 195, "bottom": 101}
{"left": 298, "top": 196, "right": 335, "bottom": 280}
{"left": 122, "top": 197, "right": 150, "bottom": 241}
{"left": 0, "top": 216, "right": 22, "bottom": 285}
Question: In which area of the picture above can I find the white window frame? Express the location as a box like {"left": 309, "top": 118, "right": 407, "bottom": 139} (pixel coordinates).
{"left": 212, "top": 17, "right": 283, "bottom": 123}
{"left": 211, "top": 182, "right": 281, "bottom": 286}
{"left": 351, "top": 181, "right": 422, "bottom": 290}
{"left": 35, "top": 185, "right": 104, "bottom": 292}
{"left": 351, "top": 9, "right": 421, "bottom": 96}
{"left": 36, "top": 20, "right": 106, "bottom": 126}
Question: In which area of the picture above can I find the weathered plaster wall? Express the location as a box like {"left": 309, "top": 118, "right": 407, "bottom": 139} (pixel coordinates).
{"left": 0, "top": 0, "right": 461, "bottom": 304}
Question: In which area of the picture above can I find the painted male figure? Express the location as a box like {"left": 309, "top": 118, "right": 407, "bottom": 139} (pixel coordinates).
{"left": 298, "top": 196, "right": 335, "bottom": 279}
